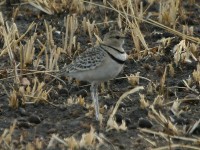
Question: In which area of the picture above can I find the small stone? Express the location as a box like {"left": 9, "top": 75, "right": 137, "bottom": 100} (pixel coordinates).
{"left": 58, "top": 88, "right": 69, "bottom": 96}
{"left": 125, "top": 118, "right": 131, "bottom": 126}
{"left": 138, "top": 118, "right": 153, "bottom": 128}
{"left": 47, "top": 128, "right": 57, "bottom": 134}
{"left": 28, "top": 115, "right": 41, "bottom": 124}
{"left": 17, "top": 122, "right": 31, "bottom": 128}
{"left": 115, "top": 114, "right": 123, "bottom": 124}
{"left": 18, "top": 108, "right": 27, "bottom": 116}
{"left": 17, "top": 117, "right": 27, "bottom": 122}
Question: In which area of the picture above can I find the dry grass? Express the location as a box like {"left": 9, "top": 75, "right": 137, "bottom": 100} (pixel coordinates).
{"left": 193, "top": 63, "right": 200, "bottom": 84}
{"left": 0, "top": 0, "right": 200, "bottom": 149}
{"left": 28, "top": 0, "right": 85, "bottom": 14}
{"left": 63, "top": 14, "right": 78, "bottom": 56}
{"left": 106, "top": 86, "right": 144, "bottom": 131}
{"left": 47, "top": 126, "right": 107, "bottom": 149}
{"left": 158, "top": 0, "right": 180, "bottom": 28}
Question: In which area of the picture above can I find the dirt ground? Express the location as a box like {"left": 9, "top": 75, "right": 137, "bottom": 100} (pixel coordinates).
{"left": 0, "top": 0, "right": 200, "bottom": 150}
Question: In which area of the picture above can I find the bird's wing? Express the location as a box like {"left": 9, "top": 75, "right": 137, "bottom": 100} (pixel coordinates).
{"left": 65, "top": 46, "right": 106, "bottom": 73}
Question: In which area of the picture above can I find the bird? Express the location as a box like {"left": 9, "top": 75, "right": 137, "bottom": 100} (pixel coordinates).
{"left": 61, "top": 30, "right": 127, "bottom": 120}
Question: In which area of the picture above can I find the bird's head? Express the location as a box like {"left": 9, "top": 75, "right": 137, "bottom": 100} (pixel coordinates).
{"left": 103, "top": 30, "right": 125, "bottom": 48}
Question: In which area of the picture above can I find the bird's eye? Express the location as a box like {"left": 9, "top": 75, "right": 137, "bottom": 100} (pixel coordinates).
{"left": 115, "top": 36, "right": 120, "bottom": 39}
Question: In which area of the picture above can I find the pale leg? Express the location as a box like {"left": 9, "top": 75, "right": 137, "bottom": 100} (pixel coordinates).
{"left": 90, "top": 82, "right": 99, "bottom": 120}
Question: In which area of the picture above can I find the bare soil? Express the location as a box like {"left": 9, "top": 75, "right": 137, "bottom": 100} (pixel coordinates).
{"left": 0, "top": 1, "right": 200, "bottom": 150}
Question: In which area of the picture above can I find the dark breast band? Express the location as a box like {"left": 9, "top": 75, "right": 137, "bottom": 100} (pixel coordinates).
{"left": 100, "top": 45, "right": 125, "bottom": 65}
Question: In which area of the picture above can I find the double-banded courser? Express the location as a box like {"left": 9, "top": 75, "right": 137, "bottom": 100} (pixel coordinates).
{"left": 62, "top": 30, "right": 127, "bottom": 120}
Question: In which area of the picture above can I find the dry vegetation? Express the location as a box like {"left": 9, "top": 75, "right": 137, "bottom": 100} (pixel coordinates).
{"left": 0, "top": 0, "right": 200, "bottom": 149}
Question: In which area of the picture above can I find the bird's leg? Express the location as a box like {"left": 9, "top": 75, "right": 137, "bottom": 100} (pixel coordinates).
{"left": 90, "top": 82, "right": 99, "bottom": 120}
{"left": 94, "top": 83, "right": 99, "bottom": 118}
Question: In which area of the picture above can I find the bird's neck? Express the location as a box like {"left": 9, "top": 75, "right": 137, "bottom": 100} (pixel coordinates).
{"left": 100, "top": 44, "right": 127, "bottom": 63}
{"left": 100, "top": 43, "right": 124, "bottom": 53}
{"left": 103, "top": 41, "right": 123, "bottom": 49}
